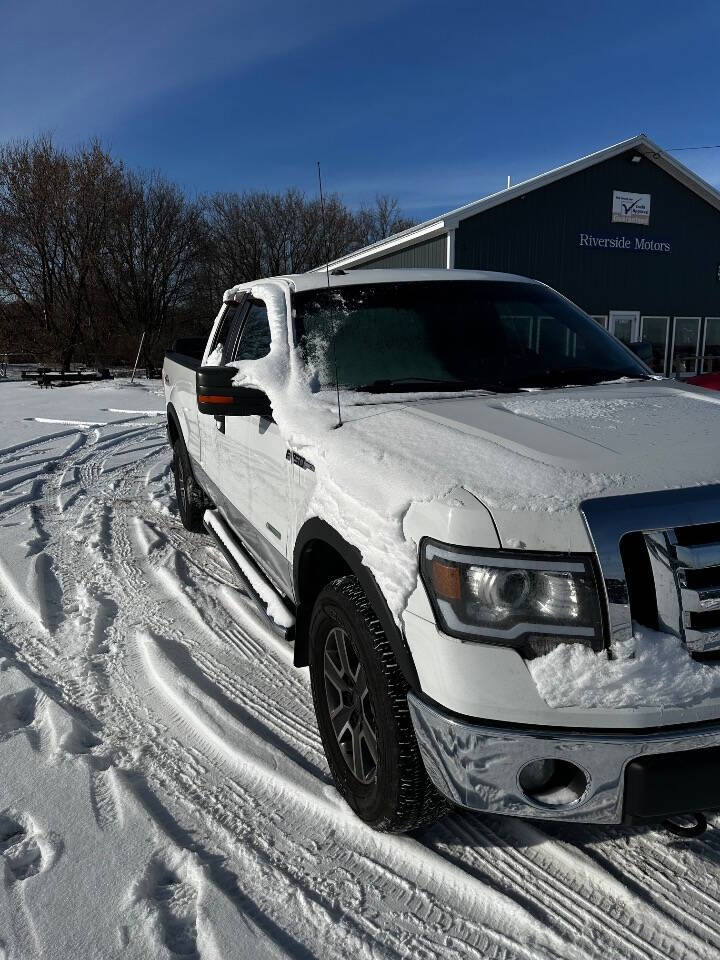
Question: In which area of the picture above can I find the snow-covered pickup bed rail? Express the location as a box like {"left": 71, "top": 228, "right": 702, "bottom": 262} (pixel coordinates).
{"left": 164, "top": 267, "right": 720, "bottom": 833}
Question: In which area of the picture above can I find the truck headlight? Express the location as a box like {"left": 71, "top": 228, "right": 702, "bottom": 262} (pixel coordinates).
{"left": 420, "top": 539, "right": 605, "bottom": 654}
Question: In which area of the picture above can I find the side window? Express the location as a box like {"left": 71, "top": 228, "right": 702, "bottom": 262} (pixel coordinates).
{"left": 233, "top": 298, "right": 271, "bottom": 361}
{"left": 209, "top": 303, "right": 238, "bottom": 359}
{"left": 222, "top": 308, "right": 246, "bottom": 365}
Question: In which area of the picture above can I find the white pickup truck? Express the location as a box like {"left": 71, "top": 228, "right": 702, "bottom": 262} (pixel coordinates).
{"left": 163, "top": 268, "right": 720, "bottom": 835}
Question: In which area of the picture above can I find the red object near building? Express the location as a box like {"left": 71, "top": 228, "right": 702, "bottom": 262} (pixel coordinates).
{"left": 687, "top": 372, "right": 720, "bottom": 392}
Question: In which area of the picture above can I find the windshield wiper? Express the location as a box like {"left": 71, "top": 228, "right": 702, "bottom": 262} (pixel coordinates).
{"left": 595, "top": 374, "right": 652, "bottom": 384}
{"left": 351, "top": 377, "right": 495, "bottom": 393}
{"left": 516, "top": 368, "right": 651, "bottom": 390}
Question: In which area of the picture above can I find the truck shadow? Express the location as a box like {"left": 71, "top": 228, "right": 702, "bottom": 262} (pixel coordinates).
{"left": 417, "top": 806, "right": 720, "bottom": 886}
{"left": 413, "top": 807, "right": 720, "bottom": 945}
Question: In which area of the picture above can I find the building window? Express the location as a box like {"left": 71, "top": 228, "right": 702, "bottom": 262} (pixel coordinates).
{"left": 639, "top": 316, "right": 669, "bottom": 374}
{"left": 608, "top": 311, "right": 640, "bottom": 345}
{"left": 702, "top": 318, "right": 720, "bottom": 373}
{"left": 671, "top": 317, "right": 701, "bottom": 377}
{"left": 590, "top": 315, "right": 608, "bottom": 329}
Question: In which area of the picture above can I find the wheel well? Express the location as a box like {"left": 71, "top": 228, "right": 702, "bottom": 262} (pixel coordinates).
{"left": 291, "top": 523, "right": 419, "bottom": 691}
{"left": 166, "top": 404, "right": 181, "bottom": 447}
{"left": 297, "top": 539, "right": 352, "bottom": 614}
{"left": 293, "top": 539, "right": 352, "bottom": 668}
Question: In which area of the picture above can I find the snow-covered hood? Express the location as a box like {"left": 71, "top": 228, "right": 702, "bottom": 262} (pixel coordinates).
{"left": 346, "top": 378, "right": 720, "bottom": 556}
{"left": 406, "top": 379, "right": 720, "bottom": 488}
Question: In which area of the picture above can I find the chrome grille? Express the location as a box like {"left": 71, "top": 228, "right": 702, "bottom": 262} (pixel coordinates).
{"left": 645, "top": 529, "right": 720, "bottom": 653}
{"left": 580, "top": 485, "right": 720, "bottom": 649}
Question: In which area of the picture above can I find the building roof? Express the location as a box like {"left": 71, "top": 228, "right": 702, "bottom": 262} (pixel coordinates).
{"left": 313, "top": 134, "right": 720, "bottom": 272}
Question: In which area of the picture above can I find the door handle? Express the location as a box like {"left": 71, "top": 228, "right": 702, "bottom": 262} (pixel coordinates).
{"left": 214, "top": 414, "right": 225, "bottom": 434}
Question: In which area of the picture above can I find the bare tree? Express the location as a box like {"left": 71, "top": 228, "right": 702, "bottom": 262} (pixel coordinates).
{"left": 98, "top": 170, "right": 203, "bottom": 366}
{"left": 201, "top": 188, "right": 362, "bottom": 293}
{"left": 0, "top": 136, "right": 123, "bottom": 369}
{"left": 355, "top": 193, "right": 416, "bottom": 246}
{"left": 0, "top": 135, "right": 416, "bottom": 363}
{"left": 0, "top": 136, "right": 67, "bottom": 360}
{"left": 57, "top": 142, "right": 124, "bottom": 368}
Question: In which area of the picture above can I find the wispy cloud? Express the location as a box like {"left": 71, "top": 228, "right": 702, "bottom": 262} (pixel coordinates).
{"left": 0, "top": 0, "right": 407, "bottom": 143}
{"left": 332, "top": 151, "right": 580, "bottom": 220}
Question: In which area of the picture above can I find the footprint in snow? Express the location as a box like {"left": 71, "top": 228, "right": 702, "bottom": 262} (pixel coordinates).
{"left": 145, "top": 858, "right": 199, "bottom": 957}
{"left": 0, "top": 689, "right": 38, "bottom": 747}
{"left": 0, "top": 815, "right": 43, "bottom": 883}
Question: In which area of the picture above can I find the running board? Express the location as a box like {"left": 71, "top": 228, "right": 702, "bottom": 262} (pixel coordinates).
{"left": 203, "top": 509, "right": 296, "bottom": 641}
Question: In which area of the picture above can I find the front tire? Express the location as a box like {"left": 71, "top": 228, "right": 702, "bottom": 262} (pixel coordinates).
{"left": 172, "top": 438, "right": 206, "bottom": 532}
{"left": 309, "top": 576, "right": 449, "bottom": 832}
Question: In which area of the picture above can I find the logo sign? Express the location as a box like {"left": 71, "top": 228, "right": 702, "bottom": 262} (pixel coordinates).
{"left": 612, "top": 190, "right": 651, "bottom": 224}
{"left": 579, "top": 233, "right": 670, "bottom": 252}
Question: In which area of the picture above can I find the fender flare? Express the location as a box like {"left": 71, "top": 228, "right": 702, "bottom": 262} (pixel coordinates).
{"left": 293, "top": 517, "right": 420, "bottom": 691}
{"left": 166, "top": 402, "right": 185, "bottom": 449}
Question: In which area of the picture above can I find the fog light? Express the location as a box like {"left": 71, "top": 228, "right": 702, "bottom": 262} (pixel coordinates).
{"left": 518, "top": 758, "right": 588, "bottom": 807}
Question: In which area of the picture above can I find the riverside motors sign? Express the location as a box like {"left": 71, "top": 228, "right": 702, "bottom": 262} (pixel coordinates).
{"left": 579, "top": 233, "right": 671, "bottom": 253}
{"left": 612, "top": 190, "right": 651, "bottom": 224}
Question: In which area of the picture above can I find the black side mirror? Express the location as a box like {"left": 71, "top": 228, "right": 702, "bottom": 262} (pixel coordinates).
{"left": 628, "top": 340, "right": 653, "bottom": 366}
{"left": 196, "top": 366, "right": 272, "bottom": 418}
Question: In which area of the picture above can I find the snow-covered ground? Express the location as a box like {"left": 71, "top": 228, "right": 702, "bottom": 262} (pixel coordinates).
{"left": 1, "top": 376, "right": 720, "bottom": 959}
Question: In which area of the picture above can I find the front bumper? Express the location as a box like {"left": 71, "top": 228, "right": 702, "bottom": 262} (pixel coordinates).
{"left": 408, "top": 693, "right": 720, "bottom": 823}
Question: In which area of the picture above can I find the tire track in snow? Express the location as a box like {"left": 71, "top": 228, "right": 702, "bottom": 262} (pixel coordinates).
{"left": 552, "top": 823, "right": 720, "bottom": 951}
{"left": 430, "top": 814, "right": 706, "bottom": 960}
{"left": 3, "top": 409, "right": 720, "bottom": 958}
{"left": 137, "top": 519, "right": 299, "bottom": 678}
{"left": 0, "top": 477, "right": 45, "bottom": 516}
{"left": 190, "top": 646, "right": 324, "bottom": 762}
{"left": 108, "top": 498, "right": 564, "bottom": 956}
{"left": 137, "top": 629, "right": 568, "bottom": 960}
{"left": 99, "top": 435, "right": 719, "bottom": 959}
{"left": 0, "top": 467, "right": 49, "bottom": 493}
{"left": 130, "top": 538, "right": 326, "bottom": 775}
{"left": 0, "top": 427, "right": 83, "bottom": 462}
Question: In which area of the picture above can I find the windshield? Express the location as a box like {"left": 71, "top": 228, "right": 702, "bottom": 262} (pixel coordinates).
{"left": 293, "top": 280, "right": 648, "bottom": 393}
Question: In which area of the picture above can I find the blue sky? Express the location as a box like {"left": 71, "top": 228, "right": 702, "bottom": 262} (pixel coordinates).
{"left": 3, "top": 0, "right": 720, "bottom": 221}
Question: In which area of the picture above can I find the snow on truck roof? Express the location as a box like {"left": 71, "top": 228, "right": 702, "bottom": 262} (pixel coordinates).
{"left": 223, "top": 268, "right": 537, "bottom": 302}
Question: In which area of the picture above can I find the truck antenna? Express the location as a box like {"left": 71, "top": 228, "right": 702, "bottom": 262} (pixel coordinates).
{"left": 317, "top": 162, "right": 343, "bottom": 429}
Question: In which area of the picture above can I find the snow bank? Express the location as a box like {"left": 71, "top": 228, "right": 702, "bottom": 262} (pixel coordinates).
{"left": 528, "top": 626, "right": 720, "bottom": 709}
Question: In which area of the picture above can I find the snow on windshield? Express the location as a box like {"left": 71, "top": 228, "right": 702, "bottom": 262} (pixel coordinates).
{"left": 205, "top": 342, "right": 223, "bottom": 365}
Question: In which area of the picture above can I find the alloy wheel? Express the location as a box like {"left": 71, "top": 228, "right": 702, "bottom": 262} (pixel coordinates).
{"left": 177, "top": 453, "right": 189, "bottom": 515}
{"left": 323, "top": 626, "right": 378, "bottom": 783}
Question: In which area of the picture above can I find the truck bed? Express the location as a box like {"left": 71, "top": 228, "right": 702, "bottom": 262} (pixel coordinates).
{"left": 165, "top": 336, "right": 206, "bottom": 370}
